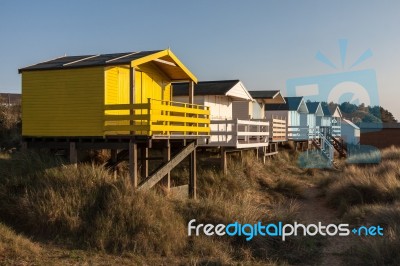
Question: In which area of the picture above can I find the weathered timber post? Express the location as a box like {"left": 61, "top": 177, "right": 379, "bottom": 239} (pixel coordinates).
{"left": 162, "top": 140, "right": 171, "bottom": 191}
{"left": 220, "top": 147, "right": 227, "bottom": 175}
{"left": 189, "top": 143, "right": 197, "bottom": 199}
{"left": 141, "top": 147, "right": 149, "bottom": 179}
{"left": 189, "top": 81, "right": 194, "bottom": 104}
{"left": 69, "top": 142, "right": 77, "bottom": 167}
{"left": 129, "top": 141, "right": 138, "bottom": 188}
{"left": 111, "top": 149, "right": 118, "bottom": 179}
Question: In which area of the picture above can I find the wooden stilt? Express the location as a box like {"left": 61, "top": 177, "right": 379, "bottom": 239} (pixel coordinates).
{"left": 162, "top": 140, "right": 171, "bottom": 191}
{"left": 220, "top": 147, "right": 227, "bottom": 175}
{"left": 111, "top": 149, "right": 118, "bottom": 179}
{"left": 69, "top": 142, "right": 77, "bottom": 167}
{"left": 189, "top": 81, "right": 194, "bottom": 104}
{"left": 141, "top": 147, "right": 149, "bottom": 179}
{"left": 129, "top": 141, "right": 138, "bottom": 188}
{"left": 21, "top": 141, "right": 27, "bottom": 152}
{"left": 138, "top": 142, "right": 196, "bottom": 191}
{"left": 263, "top": 147, "right": 266, "bottom": 164}
{"left": 189, "top": 145, "right": 197, "bottom": 199}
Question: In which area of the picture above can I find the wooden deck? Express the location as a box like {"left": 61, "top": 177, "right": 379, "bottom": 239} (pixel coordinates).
{"left": 104, "top": 99, "right": 210, "bottom": 138}
{"left": 199, "top": 119, "right": 269, "bottom": 148}
{"left": 287, "top": 126, "right": 310, "bottom": 141}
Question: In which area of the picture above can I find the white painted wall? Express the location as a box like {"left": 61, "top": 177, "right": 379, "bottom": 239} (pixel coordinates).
{"left": 300, "top": 113, "right": 308, "bottom": 127}
{"left": 342, "top": 119, "right": 360, "bottom": 144}
{"left": 173, "top": 95, "right": 204, "bottom": 106}
{"left": 204, "top": 95, "right": 233, "bottom": 119}
{"left": 226, "top": 82, "right": 252, "bottom": 100}
{"left": 307, "top": 114, "right": 316, "bottom": 128}
{"left": 252, "top": 101, "right": 265, "bottom": 119}
{"left": 174, "top": 95, "right": 233, "bottom": 119}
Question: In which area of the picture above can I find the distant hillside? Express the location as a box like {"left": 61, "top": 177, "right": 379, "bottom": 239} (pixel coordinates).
{"left": 320, "top": 101, "right": 397, "bottom": 124}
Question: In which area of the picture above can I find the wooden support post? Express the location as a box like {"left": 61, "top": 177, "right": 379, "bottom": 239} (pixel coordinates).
{"left": 189, "top": 80, "right": 194, "bottom": 104}
{"left": 129, "top": 141, "right": 138, "bottom": 188}
{"left": 21, "top": 141, "right": 27, "bottom": 152}
{"left": 220, "top": 147, "right": 227, "bottom": 175}
{"left": 141, "top": 147, "right": 149, "bottom": 179}
{"left": 162, "top": 140, "right": 171, "bottom": 191}
{"left": 69, "top": 142, "right": 77, "bottom": 167}
{"left": 111, "top": 149, "right": 118, "bottom": 179}
{"left": 255, "top": 147, "right": 259, "bottom": 160}
{"left": 263, "top": 147, "right": 266, "bottom": 164}
{"left": 189, "top": 145, "right": 197, "bottom": 199}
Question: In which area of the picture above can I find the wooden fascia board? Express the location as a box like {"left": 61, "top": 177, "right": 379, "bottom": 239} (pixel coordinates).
{"left": 131, "top": 49, "right": 198, "bottom": 83}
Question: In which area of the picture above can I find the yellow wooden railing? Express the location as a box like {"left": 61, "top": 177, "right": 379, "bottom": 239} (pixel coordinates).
{"left": 104, "top": 99, "right": 210, "bottom": 136}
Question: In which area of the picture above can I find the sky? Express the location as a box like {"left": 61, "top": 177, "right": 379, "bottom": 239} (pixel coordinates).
{"left": 1, "top": 0, "right": 400, "bottom": 119}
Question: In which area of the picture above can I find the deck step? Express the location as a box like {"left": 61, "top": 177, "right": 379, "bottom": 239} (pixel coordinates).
{"left": 138, "top": 142, "right": 196, "bottom": 191}
{"left": 326, "top": 134, "right": 347, "bottom": 157}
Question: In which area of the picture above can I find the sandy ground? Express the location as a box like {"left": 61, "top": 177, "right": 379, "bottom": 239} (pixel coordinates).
{"left": 296, "top": 185, "right": 354, "bottom": 266}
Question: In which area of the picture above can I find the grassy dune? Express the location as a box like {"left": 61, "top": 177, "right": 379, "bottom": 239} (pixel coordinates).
{"left": 319, "top": 146, "right": 400, "bottom": 265}
{"left": 0, "top": 222, "right": 41, "bottom": 265}
{"left": 0, "top": 149, "right": 323, "bottom": 265}
{"left": 0, "top": 147, "right": 399, "bottom": 265}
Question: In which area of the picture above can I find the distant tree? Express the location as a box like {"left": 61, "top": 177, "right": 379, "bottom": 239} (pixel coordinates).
{"left": 369, "top": 105, "right": 381, "bottom": 119}
{"left": 379, "top": 107, "right": 397, "bottom": 122}
{"left": 319, "top": 101, "right": 397, "bottom": 124}
{"left": 339, "top": 102, "right": 358, "bottom": 115}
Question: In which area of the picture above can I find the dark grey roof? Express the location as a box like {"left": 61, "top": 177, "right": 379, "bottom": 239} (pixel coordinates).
{"left": 321, "top": 105, "right": 342, "bottom": 117}
{"left": 18, "top": 50, "right": 162, "bottom": 73}
{"left": 266, "top": 97, "right": 303, "bottom": 111}
{"left": 306, "top": 102, "right": 321, "bottom": 114}
{"left": 172, "top": 80, "right": 240, "bottom": 96}
{"left": 0, "top": 93, "right": 21, "bottom": 104}
{"left": 322, "top": 105, "right": 331, "bottom": 116}
{"left": 249, "top": 90, "right": 280, "bottom": 99}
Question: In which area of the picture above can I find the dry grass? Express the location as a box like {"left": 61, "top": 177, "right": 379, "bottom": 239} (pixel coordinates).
{"left": 321, "top": 151, "right": 400, "bottom": 214}
{"left": 0, "top": 149, "right": 322, "bottom": 265}
{"left": 0, "top": 154, "right": 186, "bottom": 256}
{"left": 346, "top": 147, "right": 381, "bottom": 164}
{"left": 0, "top": 104, "right": 21, "bottom": 149}
{"left": 381, "top": 145, "right": 400, "bottom": 161}
{"left": 0, "top": 222, "right": 41, "bottom": 264}
{"left": 317, "top": 146, "right": 400, "bottom": 265}
{"left": 343, "top": 203, "right": 400, "bottom": 265}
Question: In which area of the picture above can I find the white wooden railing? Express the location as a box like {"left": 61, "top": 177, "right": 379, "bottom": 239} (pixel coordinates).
{"left": 308, "top": 126, "right": 320, "bottom": 140}
{"left": 287, "top": 126, "right": 310, "bottom": 140}
{"left": 331, "top": 125, "right": 341, "bottom": 137}
{"left": 317, "top": 131, "right": 334, "bottom": 165}
{"left": 201, "top": 118, "right": 269, "bottom": 148}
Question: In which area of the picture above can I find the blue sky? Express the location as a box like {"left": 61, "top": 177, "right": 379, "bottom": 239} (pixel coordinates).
{"left": 1, "top": 0, "right": 400, "bottom": 119}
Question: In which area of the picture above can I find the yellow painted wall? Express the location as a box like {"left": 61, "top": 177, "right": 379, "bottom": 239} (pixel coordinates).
{"left": 105, "top": 66, "right": 130, "bottom": 111}
{"left": 22, "top": 67, "right": 104, "bottom": 136}
{"left": 22, "top": 62, "right": 179, "bottom": 137}
{"left": 135, "top": 62, "right": 171, "bottom": 104}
